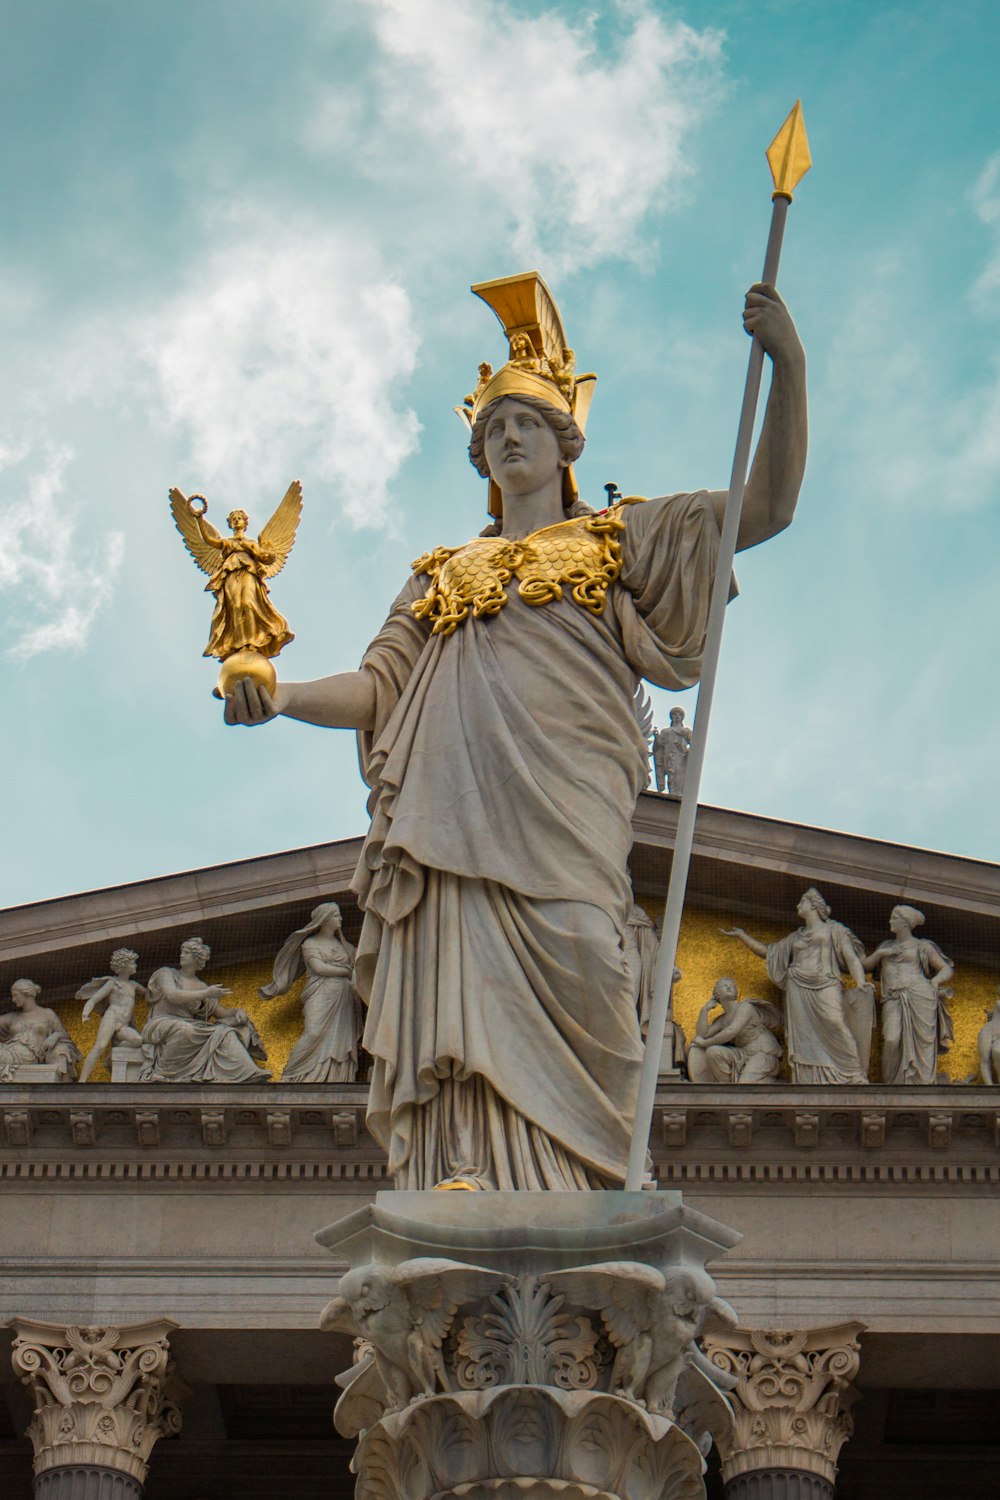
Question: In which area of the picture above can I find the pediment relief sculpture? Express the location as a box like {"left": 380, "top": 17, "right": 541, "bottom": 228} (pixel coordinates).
{"left": 0, "top": 979, "right": 81, "bottom": 1083}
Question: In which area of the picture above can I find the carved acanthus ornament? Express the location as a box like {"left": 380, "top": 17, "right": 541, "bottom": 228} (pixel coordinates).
{"left": 9, "top": 1319, "right": 185, "bottom": 1483}
{"left": 318, "top": 1191, "right": 745, "bottom": 1500}
{"left": 352, "top": 1386, "right": 707, "bottom": 1500}
{"left": 453, "top": 1274, "right": 602, "bottom": 1391}
{"left": 700, "top": 1324, "right": 863, "bottom": 1486}
{"left": 326, "top": 1256, "right": 736, "bottom": 1500}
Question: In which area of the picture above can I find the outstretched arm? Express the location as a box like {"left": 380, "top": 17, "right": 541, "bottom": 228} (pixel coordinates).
{"left": 224, "top": 671, "right": 377, "bottom": 731}
{"left": 721, "top": 926, "right": 768, "bottom": 960}
{"left": 708, "top": 284, "right": 807, "bottom": 551}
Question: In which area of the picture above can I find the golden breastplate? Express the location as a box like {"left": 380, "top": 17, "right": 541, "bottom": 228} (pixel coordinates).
{"left": 411, "top": 501, "right": 642, "bottom": 637}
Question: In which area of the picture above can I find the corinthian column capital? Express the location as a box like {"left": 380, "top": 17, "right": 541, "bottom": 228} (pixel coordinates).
{"left": 700, "top": 1323, "right": 864, "bottom": 1490}
{"left": 8, "top": 1319, "right": 185, "bottom": 1488}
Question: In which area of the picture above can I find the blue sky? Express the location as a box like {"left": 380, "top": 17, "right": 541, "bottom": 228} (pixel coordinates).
{"left": 1, "top": 0, "right": 998, "bottom": 907}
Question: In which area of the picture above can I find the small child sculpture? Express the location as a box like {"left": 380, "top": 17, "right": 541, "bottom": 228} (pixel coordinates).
{"left": 77, "top": 948, "right": 146, "bottom": 1083}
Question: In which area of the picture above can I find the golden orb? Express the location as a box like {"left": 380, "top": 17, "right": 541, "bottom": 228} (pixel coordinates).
{"left": 214, "top": 649, "right": 278, "bottom": 701}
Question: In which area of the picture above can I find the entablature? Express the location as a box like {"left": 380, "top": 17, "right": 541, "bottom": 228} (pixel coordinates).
{"left": 1, "top": 1083, "right": 999, "bottom": 1186}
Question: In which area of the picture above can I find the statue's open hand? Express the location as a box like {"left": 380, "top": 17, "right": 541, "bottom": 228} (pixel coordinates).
{"left": 224, "top": 677, "right": 282, "bottom": 727}
{"left": 720, "top": 927, "right": 746, "bottom": 940}
{"left": 742, "top": 283, "right": 802, "bottom": 365}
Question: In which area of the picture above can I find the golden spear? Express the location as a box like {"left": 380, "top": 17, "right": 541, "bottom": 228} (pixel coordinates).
{"left": 626, "top": 102, "right": 812, "bottom": 1190}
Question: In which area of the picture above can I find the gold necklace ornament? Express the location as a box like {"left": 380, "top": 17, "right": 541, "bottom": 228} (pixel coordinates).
{"left": 411, "top": 498, "right": 645, "bottom": 638}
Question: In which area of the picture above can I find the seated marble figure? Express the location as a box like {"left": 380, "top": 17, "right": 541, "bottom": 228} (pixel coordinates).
{"left": 687, "top": 977, "right": 782, "bottom": 1084}
{"left": 0, "top": 979, "right": 81, "bottom": 1083}
{"left": 139, "top": 937, "right": 271, "bottom": 1084}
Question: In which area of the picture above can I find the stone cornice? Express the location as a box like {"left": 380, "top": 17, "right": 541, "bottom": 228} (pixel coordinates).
{"left": 631, "top": 796, "right": 1000, "bottom": 966}
{"left": 0, "top": 1084, "right": 999, "bottom": 1184}
{"left": 5, "top": 798, "right": 1000, "bottom": 993}
{"left": 632, "top": 796, "right": 1000, "bottom": 917}
{"left": 0, "top": 840, "right": 365, "bottom": 984}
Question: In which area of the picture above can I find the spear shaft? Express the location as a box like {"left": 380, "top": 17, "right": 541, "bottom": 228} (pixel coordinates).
{"left": 625, "top": 107, "right": 810, "bottom": 1191}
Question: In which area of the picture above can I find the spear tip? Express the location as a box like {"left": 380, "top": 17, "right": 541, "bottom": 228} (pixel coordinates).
{"left": 766, "top": 99, "right": 812, "bottom": 202}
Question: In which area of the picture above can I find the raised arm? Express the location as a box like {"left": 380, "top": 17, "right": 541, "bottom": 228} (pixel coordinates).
{"left": 708, "top": 284, "right": 807, "bottom": 551}
{"left": 721, "top": 926, "right": 768, "bottom": 960}
{"left": 224, "top": 670, "right": 377, "bottom": 731}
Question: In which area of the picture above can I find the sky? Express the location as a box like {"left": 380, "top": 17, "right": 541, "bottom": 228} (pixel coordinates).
{"left": 1, "top": 0, "right": 998, "bottom": 909}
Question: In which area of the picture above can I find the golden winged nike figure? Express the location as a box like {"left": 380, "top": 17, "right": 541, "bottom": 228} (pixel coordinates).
{"left": 169, "top": 480, "right": 302, "bottom": 698}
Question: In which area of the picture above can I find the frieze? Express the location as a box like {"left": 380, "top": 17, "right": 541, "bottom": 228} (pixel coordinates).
{"left": 1, "top": 1086, "right": 1000, "bottom": 1182}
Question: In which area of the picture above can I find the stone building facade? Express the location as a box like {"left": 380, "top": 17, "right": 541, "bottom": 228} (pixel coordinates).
{"left": 1, "top": 791, "right": 998, "bottom": 1499}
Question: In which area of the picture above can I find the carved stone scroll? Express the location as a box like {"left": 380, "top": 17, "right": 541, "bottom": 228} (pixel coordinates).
{"left": 700, "top": 1324, "right": 863, "bottom": 1495}
{"left": 9, "top": 1319, "right": 185, "bottom": 1494}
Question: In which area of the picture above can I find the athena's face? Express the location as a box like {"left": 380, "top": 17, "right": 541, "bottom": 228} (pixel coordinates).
{"left": 889, "top": 909, "right": 908, "bottom": 936}
{"left": 483, "top": 399, "right": 563, "bottom": 496}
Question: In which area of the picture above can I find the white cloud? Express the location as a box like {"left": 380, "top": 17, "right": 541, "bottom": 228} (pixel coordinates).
{"left": 139, "top": 220, "right": 421, "bottom": 528}
{"left": 342, "top": 0, "right": 723, "bottom": 275}
{"left": 820, "top": 213, "right": 1000, "bottom": 514}
{"left": 0, "top": 443, "right": 125, "bottom": 659}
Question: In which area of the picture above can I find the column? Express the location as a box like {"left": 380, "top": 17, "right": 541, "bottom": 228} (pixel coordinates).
{"left": 700, "top": 1323, "right": 864, "bottom": 1500}
{"left": 8, "top": 1319, "right": 184, "bottom": 1500}
{"left": 318, "top": 1189, "right": 745, "bottom": 1500}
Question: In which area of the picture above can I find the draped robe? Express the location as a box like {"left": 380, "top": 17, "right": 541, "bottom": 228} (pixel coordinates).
{"left": 352, "top": 492, "right": 727, "bottom": 1189}
{"left": 872, "top": 937, "right": 953, "bottom": 1084}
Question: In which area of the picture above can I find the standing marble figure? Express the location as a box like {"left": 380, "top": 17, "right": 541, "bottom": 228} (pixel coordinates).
{"left": 77, "top": 948, "right": 146, "bottom": 1083}
{"left": 260, "top": 901, "right": 361, "bottom": 1083}
{"left": 863, "top": 905, "right": 954, "bottom": 1084}
{"left": 652, "top": 707, "right": 692, "bottom": 796}
{"left": 725, "top": 888, "right": 873, "bottom": 1084}
{"left": 224, "top": 270, "right": 807, "bottom": 1189}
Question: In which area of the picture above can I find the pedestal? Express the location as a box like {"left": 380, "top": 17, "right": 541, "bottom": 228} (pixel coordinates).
{"left": 11, "top": 1065, "right": 63, "bottom": 1083}
{"left": 317, "top": 1190, "right": 743, "bottom": 1500}
{"left": 110, "top": 1045, "right": 144, "bottom": 1083}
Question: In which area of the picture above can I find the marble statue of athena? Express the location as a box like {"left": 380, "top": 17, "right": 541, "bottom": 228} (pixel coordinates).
{"left": 224, "top": 270, "right": 807, "bottom": 1190}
